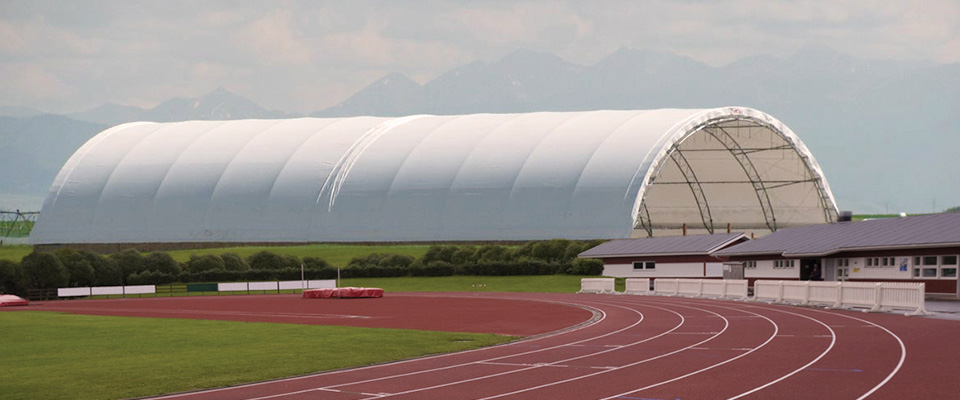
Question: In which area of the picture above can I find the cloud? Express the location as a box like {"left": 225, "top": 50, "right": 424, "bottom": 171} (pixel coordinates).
{"left": 0, "top": 0, "right": 957, "bottom": 113}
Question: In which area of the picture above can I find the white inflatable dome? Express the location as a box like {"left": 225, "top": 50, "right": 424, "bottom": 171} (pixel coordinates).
{"left": 31, "top": 107, "right": 838, "bottom": 245}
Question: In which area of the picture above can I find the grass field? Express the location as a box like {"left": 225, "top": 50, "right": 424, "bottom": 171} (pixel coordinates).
{"left": 0, "top": 311, "right": 514, "bottom": 400}
{"left": 0, "top": 245, "right": 32, "bottom": 261}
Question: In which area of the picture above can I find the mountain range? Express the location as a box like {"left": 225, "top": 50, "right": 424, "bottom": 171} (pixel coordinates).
{"left": 1, "top": 48, "right": 957, "bottom": 213}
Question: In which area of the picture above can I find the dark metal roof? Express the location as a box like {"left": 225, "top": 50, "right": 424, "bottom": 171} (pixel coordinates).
{"left": 579, "top": 233, "right": 747, "bottom": 258}
{"left": 714, "top": 213, "right": 960, "bottom": 257}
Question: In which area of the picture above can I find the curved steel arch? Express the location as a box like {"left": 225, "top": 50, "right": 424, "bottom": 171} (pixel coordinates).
{"left": 634, "top": 111, "right": 838, "bottom": 236}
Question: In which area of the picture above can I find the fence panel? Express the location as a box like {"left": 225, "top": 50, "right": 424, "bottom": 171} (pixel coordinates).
{"left": 58, "top": 287, "right": 91, "bottom": 297}
{"left": 701, "top": 280, "right": 725, "bottom": 297}
{"left": 124, "top": 285, "right": 156, "bottom": 295}
{"left": 654, "top": 279, "right": 680, "bottom": 296}
{"left": 218, "top": 282, "right": 248, "bottom": 292}
{"left": 248, "top": 281, "right": 279, "bottom": 291}
{"left": 807, "top": 282, "right": 842, "bottom": 307}
{"left": 624, "top": 278, "right": 651, "bottom": 295}
{"left": 878, "top": 283, "right": 928, "bottom": 315}
{"left": 307, "top": 280, "right": 337, "bottom": 289}
{"left": 724, "top": 280, "right": 749, "bottom": 299}
{"left": 781, "top": 281, "right": 809, "bottom": 304}
{"left": 840, "top": 282, "right": 880, "bottom": 309}
{"left": 677, "top": 279, "right": 703, "bottom": 297}
{"left": 753, "top": 281, "right": 782, "bottom": 302}
{"left": 92, "top": 286, "right": 124, "bottom": 296}
{"left": 278, "top": 281, "right": 307, "bottom": 290}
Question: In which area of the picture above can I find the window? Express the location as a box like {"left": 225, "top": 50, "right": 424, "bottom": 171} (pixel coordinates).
{"left": 943, "top": 268, "right": 958, "bottom": 278}
{"left": 866, "top": 258, "right": 872, "bottom": 267}
{"left": 942, "top": 256, "right": 958, "bottom": 265}
{"left": 914, "top": 256, "right": 921, "bottom": 266}
{"left": 744, "top": 261, "right": 757, "bottom": 269}
{"left": 913, "top": 268, "right": 921, "bottom": 278}
{"left": 634, "top": 261, "right": 655, "bottom": 270}
{"left": 774, "top": 260, "right": 795, "bottom": 269}
{"left": 923, "top": 256, "right": 939, "bottom": 266}
{"left": 922, "top": 268, "right": 938, "bottom": 278}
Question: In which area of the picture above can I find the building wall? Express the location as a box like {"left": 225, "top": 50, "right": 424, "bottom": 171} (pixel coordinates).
{"left": 600, "top": 255, "right": 724, "bottom": 278}
{"left": 744, "top": 259, "right": 799, "bottom": 279}
{"left": 729, "top": 247, "right": 959, "bottom": 294}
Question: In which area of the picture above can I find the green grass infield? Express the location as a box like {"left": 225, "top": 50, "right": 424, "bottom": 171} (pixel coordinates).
{"left": 0, "top": 311, "right": 515, "bottom": 400}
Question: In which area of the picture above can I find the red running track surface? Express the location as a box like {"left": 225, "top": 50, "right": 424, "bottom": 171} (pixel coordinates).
{"left": 10, "top": 292, "right": 960, "bottom": 399}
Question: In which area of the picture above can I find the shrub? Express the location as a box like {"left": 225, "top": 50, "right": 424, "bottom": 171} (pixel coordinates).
{"left": 0, "top": 259, "right": 25, "bottom": 295}
{"left": 421, "top": 245, "right": 457, "bottom": 265}
{"left": 302, "top": 256, "right": 331, "bottom": 270}
{"left": 186, "top": 254, "right": 225, "bottom": 273}
{"left": 127, "top": 270, "right": 176, "bottom": 286}
{"left": 475, "top": 244, "right": 510, "bottom": 263}
{"left": 144, "top": 252, "right": 182, "bottom": 275}
{"left": 282, "top": 254, "right": 301, "bottom": 269}
{"left": 378, "top": 254, "right": 414, "bottom": 269}
{"left": 85, "top": 251, "right": 122, "bottom": 286}
{"left": 247, "top": 251, "right": 286, "bottom": 270}
{"left": 416, "top": 260, "right": 455, "bottom": 276}
{"left": 53, "top": 248, "right": 96, "bottom": 287}
{"left": 110, "top": 249, "right": 146, "bottom": 285}
{"left": 221, "top": 253, "right": 250, "bottom": 272}
{"left": 567, "top": 258, "right": 604, "bottom": 275}
{"left": 21, "top": 252, "right": 68, "bottom": 290}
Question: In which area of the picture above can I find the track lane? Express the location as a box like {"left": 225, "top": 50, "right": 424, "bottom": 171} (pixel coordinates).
{"left": 23, "top": 292, "right": 942, "bottom": 399}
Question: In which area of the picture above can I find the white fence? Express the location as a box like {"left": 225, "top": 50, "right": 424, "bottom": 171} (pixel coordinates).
{"left": 58, "top": 285, "right": 157, "bottom": 297}
{"left": 624, "top": 278, "right": 651, "bottom": 294}
{"left": 58, "top": 279, "right": 337, "bottom": 298}
{"left": 752, "top": 280, "right": 929, "bottom": 316}
{"left": 578, "top": 278, "right": 615, "bottom": 294}
{"left": 581, "top": 278, "right": 928, "bottom": 316}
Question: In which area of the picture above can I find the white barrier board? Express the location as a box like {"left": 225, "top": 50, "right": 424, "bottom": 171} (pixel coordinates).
{"left": 124, "top": 285, "right": 155, "bottom": 295}
{"left": 308, "top": 280, "right": 337, "bottom": 289}
{"left": 248, "top": 281, "right": 279, "bottom": 291}
{"left": 279, "top": 281, "right": 307, "bottom": 290}
{"left": 218, "top": 282, "right": 248, "bottom": 292}
{"left": 58, "top": 287, "right": 91, "bottom": 297}
{"left": 92, "top": 286, "right": 124, "bottom": 295}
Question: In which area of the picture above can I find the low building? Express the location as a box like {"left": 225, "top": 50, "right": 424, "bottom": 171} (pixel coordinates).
{"left": 712, "top": 213, "right": 960, "bottom": 294}
{"left": 578, "top": 233, "right": 748, "bottom": 279}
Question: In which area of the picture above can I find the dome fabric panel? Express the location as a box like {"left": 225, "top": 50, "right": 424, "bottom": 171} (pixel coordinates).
{"left": 31, "top": 108, "right": 838, "bottom": 244}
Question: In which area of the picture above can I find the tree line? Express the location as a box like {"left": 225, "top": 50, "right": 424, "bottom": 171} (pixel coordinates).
{"left": 0, "top": 240, "right": 605, "bottom": 296}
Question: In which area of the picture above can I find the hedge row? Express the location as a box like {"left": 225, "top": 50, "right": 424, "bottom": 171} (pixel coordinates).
{"left": 0, "top": 240, "right": 605, "bottom": 296}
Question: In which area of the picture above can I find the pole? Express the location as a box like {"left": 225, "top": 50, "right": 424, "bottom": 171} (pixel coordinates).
{"left": 300, "top": 263, "right": 305, "bottom": 292}
{"left": 337, "top": 265, "right": 341, "bottom": 299}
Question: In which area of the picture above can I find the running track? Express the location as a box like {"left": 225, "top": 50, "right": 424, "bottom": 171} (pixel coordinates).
{"left": 20, "top": 292, "right": 960, "bottom": 399}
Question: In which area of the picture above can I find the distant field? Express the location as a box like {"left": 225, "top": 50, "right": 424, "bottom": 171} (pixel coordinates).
{"left": 0, "top": 220, "right": 34, "bottom": 238}
{"left": 165, "top": 243, "right": 434, "bottom": 266}
{"left": 0, "top": 245, "right": 32, "bottom": 262}
{"left": 341, "top": 275, "right": 599, "bottom": 293}
{"left": 0, "top": 311, "right": 513, "bottom": 400}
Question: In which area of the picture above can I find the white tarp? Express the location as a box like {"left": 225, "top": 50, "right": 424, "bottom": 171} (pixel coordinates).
{"left": 31, "top": 108, "right": 837, "bottom": 244}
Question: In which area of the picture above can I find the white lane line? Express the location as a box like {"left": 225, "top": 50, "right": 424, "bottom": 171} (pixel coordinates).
{"left": 723, "top": 306, "right": 837, "bottom": 400}
{"left": 806, "top": 309, "right": 906, "bottom": 400}
{"left": 342, "top": 300, "right": 670, "bottom": 400}
{"left": 478, "top": 302, "right": 737, "bottom": 400}
{"left": 148, "top": 295, "right": 608, "bottom": 400}
{"left": 594, "top": 300, "right": 778, "bottom": 400}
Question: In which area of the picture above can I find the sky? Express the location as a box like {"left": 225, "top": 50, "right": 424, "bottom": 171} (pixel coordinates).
{"left": 1, "top": 0, "right": 958, "bottom": 114}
